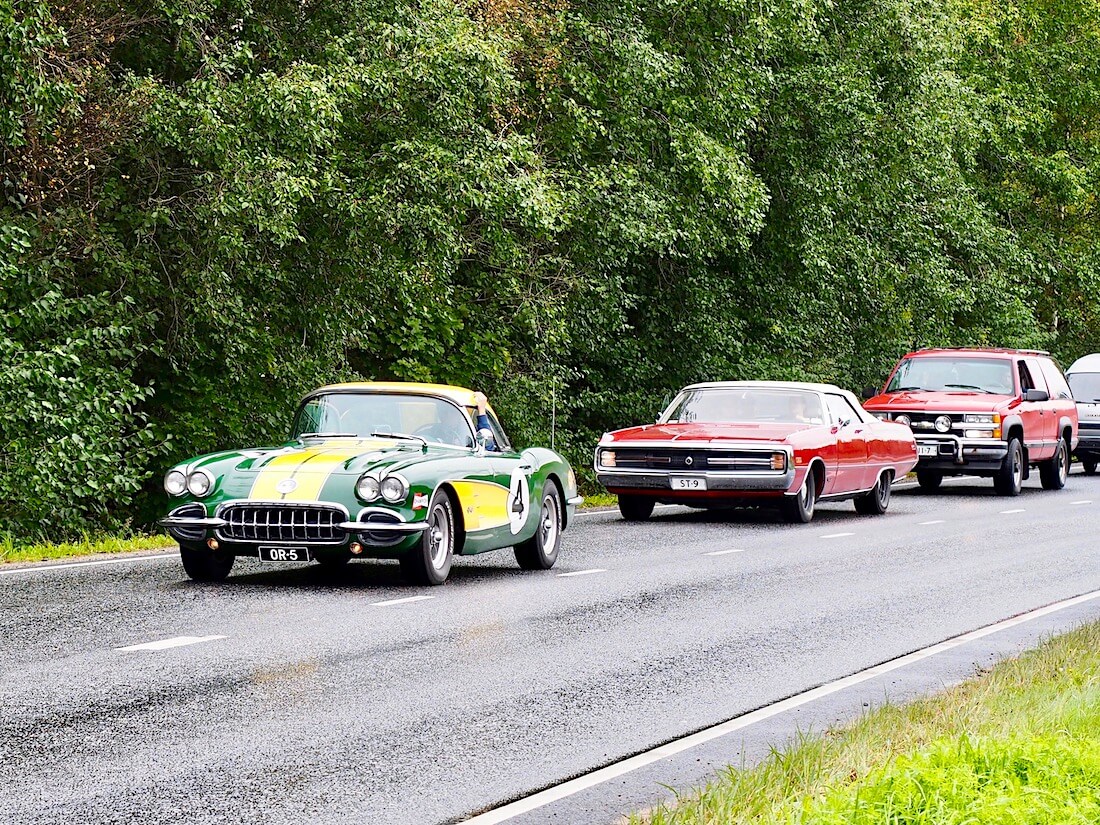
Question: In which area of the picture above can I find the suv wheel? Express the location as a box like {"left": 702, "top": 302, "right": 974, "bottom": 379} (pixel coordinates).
{"left": 1082, "top": 459, "right": 1097, "bottom": 476}
{"left": 1039, "top": 439, "right": 1069, "bottom": 490}
{"left": 916, "top": 470, "right": 942, "bottom": 492}
{"left": 993, "top": 437, "right": 1024, "bottom": 497}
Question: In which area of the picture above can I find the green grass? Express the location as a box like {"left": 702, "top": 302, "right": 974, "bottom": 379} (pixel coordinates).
{"left": 580, "top": 491, "right": 618, "bottom": 508}
{"left": 633, "top": 621, "right": 1100, "bottom": 824}
{"left": 0, "top": 532, "right": 173, "bottom": 564}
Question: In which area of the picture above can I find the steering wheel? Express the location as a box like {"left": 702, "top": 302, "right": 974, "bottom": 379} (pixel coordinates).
{"left": 413, "top": 423, "right": 466, "bottom": 446}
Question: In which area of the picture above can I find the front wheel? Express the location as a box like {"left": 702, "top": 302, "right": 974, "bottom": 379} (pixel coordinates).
{"left": 855, "top": 472, "right": 892, "bottom": 515}
{"left": 180, "top": 544, "right": 234, "bottom": 582}
{"left": 618, "top": 494, "right": 655, "bottom": 521}
{"left": 1039, "top": 439, "right": 1069, "bottom": 490}
{"left": 400, "top": 491, "right": 455, "bottom": 585}
{"left": 993, "top": 437, "right": 1024, "bottom": 497}
{"left": 515, "top": 484, "right": 562, "bottom": 570}
{"left": 781, "top": 470, "right": 816, "bottom": 523}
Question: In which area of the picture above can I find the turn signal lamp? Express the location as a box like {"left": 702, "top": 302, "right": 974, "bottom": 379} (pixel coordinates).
{"left": 602, "top": 450, "right": 617, "bottom": 468}
{"left": 206, "top": 538, "right": 219, "bottom": 550}
{"left": 350, "top": 542, "right": 363, "bottom": 555}
{"left": 993, "top": 413, "right": 1002, "bottom": 439}
{"left": 770, "top": 453, "right": 786, "bottom": 471}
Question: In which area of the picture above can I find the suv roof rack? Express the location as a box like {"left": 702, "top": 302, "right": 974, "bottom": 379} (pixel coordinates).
{"left": 915, "top": 347, "right": 1051, "bottom": 356}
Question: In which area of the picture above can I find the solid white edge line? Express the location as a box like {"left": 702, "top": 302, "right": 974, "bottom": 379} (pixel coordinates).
{"left": 0, "top": 553, "right": 176, "bottom": 576}
{"left": 704, "top": 549, "right": 746, "bottom": 556}
{"left": 557, "top": 569, "right": 607, "bottom": 578}
{"left": 461, "top": 587, "right": 1100, "bottom": 825}
{"left": 371, "top": 595, "right": 435, "bottom": 607}
{"left": 116, "top": 635, "right": 226, "bottom": 652}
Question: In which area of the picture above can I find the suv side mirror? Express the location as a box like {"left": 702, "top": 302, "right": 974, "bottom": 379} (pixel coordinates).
{"left": 1024, "top": 388, "right": 1049, "bottom": 402}
{"left": 861, "top": 385, "right": 878, "bottom": 400}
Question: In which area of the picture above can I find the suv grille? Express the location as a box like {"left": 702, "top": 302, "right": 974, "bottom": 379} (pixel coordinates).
{"left": 611, "top": 448, "right": 781, "bottom": 472}
{"left": 218, "top": 504, "right": 345, "bottom": 544}
{"left": 893, "top": 412, "right": 961, "bottom": 430}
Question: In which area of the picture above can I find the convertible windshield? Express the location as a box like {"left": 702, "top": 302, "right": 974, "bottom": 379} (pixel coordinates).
{"left": 663, "top": 388, "right": 825, "bottom": 425}
{"left": 886, "top": 357, "right": 1014, "bottom": 395}
{"left": 292, "top": 393, "right": 475, "bottom": 447}
{"left": 1069, "top": 373, "right": 1100, "bottom": 402}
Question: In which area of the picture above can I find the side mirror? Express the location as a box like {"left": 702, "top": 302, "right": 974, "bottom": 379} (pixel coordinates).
{"left": 861, "top": 385, "right": 878, "bottom": 400}
{"left": 475, "top": 428, "right": 494, "bottom": 451}
{"left": 1024, "top": 388, "right": 1050, "bottom": 402}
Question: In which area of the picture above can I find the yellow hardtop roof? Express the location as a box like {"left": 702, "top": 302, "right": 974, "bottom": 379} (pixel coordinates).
{"left": 313, "top": 381, "right": 479, "bottom": 407}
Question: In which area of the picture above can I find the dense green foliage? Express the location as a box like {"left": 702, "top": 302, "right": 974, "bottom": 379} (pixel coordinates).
{"left": 2, "top": 0, "right": 1099, "bottom": 540}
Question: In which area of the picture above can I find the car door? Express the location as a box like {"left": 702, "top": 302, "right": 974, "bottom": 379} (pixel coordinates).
{"left": 483, "top": 412, "right": 539, "bottom": 546}
{"left": 824, "top": 393, "right": 871, "bottom": 493}
{"left": 1021, "top": 357, "right": 1056, "bottom": 460}
{"left": 1038, "top": 357, "right": 1078, "bottom": 445}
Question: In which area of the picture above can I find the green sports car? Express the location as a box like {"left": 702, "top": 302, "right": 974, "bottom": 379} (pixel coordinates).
{"left": 158, "top": 382, "right": 582, "bottom": 585}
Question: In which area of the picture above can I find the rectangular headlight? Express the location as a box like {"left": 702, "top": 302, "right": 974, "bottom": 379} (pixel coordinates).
{"left": 963, "top": 414, "right": 995, "bottom": 424}
{"left": 601, "top": 449, "right": 616, "bottom": 468}
{"left": 872, "top": 412, "right": 889, "bottom": 421}
{"left": 771, "top": 452, "right": 786, "bottom": 471}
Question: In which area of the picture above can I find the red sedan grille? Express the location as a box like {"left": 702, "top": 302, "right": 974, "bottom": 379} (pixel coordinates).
{"left": 612, "top": 448, "right": 780, "bottom": 471}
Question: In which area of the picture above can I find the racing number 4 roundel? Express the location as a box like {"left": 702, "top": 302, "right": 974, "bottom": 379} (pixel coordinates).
{"left": 508, "top": 467, "right": 531, "bottom": 535}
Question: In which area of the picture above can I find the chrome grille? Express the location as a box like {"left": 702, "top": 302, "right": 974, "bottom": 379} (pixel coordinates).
{"left": 612, "top": 448, "right": 781, "bottom": 472}
{"left": 217, "top": 504, "right": 345, "bottom": 544}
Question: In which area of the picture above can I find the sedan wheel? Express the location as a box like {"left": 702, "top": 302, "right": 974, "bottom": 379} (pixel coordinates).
{"left": 781, "top": 470, "right": 816, "bottom": 524}
{"left": 855, "top": 472, "right": 892, "bottom": 515}
{"left": 400, "top": 492, "right": 455, "bottom": 585}
{"left": 180, "top": 544, "right": 235, "bottom": 582}
{"left": 515, "top": 484, "right": 562, "bottom": 570}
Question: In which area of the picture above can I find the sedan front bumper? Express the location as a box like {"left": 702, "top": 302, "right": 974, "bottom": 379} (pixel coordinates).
{"left": 596, "top": 468, "right": 794, "bottom": 492}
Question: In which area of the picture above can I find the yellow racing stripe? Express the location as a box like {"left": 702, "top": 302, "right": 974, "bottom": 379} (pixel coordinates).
{"left": 448, "top": 480, "right": 510, "bottom": 532}
{"left": 248, "top": 440, "right": 390, "bottom": 501}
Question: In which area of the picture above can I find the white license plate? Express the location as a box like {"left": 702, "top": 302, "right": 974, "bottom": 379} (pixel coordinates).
{"left": 671, "top": 476, "right": 708, "bottom": 491}
{"left": 258, "top": 546, "right": 312, "bottom": 563}
{"left": 918, "top": 444, "right": 938, "bottom": 457}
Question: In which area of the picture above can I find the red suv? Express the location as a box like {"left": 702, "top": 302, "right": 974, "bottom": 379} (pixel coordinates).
{"left": 863, "top": 349, "right": 1077, "bottom": 496}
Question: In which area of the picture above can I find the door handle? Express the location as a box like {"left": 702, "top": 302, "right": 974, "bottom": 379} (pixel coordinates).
{"left": 519, "top": 463, "right": 533, "bottom": 471}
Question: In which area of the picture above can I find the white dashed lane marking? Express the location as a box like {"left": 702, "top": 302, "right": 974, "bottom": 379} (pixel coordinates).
{"left": 919, "top": 520, "right": 945, "bottom": 525}
{"left": 1071, "top": 500, "right": 1092, "bottom": 505}
{"left": 704, "top": 549, "right": 746, "bottom": 556}
{"left": 557, "top": 569, "right": 607, "bottom": 578}
{"left": 820, "top": 532, "right": 855, "bottom": 540}
{"left": 116, "top": 635, "right": 226, "bottom": 652}
{"left": 371, "top": 596, "right": 435, "bottom": 607}
{"left": 1000, "top": 509, "right": 1026, "bottom": 514}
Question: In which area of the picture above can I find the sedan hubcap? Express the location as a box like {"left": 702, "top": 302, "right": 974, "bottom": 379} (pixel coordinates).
{"left": 540, "top": 495, "right": 559, "bottom": 554}
{"left": 428, "top": 506, "right": 450, "bottom": 570}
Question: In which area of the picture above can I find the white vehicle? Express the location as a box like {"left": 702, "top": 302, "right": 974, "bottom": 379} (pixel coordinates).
{"left": 1066, "top": 353, "right": 1100, "bottom": 475}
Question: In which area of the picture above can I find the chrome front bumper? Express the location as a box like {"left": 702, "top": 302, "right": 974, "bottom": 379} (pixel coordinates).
{"left": 914, "top": 435, "right": 1007, "bottom": 465}
{"left": 596, "top": 468, "right": 794, "bottom": 492}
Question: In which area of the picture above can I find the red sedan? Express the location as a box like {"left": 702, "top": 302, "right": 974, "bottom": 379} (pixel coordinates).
{"left": 594, "top": 381, "right": 918, "bottom": 523}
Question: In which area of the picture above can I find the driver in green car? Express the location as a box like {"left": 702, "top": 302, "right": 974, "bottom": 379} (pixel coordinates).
{"left": 473, "top": 391, "right": 498, "bottom": 451}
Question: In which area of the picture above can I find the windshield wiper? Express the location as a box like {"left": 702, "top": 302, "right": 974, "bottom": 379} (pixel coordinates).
{"left": 944, "top": 384, "right": 997, "bottom": 394}
{"left": 885, "top": 386, "right": 926, "bottom": 394}
{"left": 370, "top": 430, "right": 428, "bottom": 448}
{"left": 298, "top": 431, "right": 358, "bottom": 439}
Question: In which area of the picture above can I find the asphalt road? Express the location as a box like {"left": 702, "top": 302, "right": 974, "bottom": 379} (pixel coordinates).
{"left": 3, "top": 473, "right": 1100, "bottom": 825}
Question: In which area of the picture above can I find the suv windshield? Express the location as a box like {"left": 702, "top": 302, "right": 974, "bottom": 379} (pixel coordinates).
{"left": 663, "top": 388, "right": 825, "bottom": 425}
{"left": 292, "top": 393, "right": 475, "bottom": 447}
{"left": 886, "top": 357, "right": 1014, "bottom": 395}
{"left": 1068, "top": 373, "right": 1100, "bottom": 402}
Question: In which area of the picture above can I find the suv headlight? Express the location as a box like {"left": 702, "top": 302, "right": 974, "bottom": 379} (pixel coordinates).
{"left": 380, "top": 475, "right": 409, "bottom": 504}
{"left": 356, "top": 475, "right": 380, "bottom": 502}
{"left": 164, "top": 470, "right": 187, "bottom": 497}
{"left": 964, "top": 414, "right": 996, "bottom": 424}
{"left": 934, "top": 415, "right": 952, "bottom": 433}
{"left": 186, "top": 469, "right": 214, "bottom": 498}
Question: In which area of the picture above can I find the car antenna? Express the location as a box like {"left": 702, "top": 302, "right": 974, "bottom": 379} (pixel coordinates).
{"left": 551, "top": 384, "right": 556, "bottom": 452}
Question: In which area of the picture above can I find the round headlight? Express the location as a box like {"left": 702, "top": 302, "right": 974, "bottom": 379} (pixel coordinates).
{"left": 186, "top": 469, "right": 213, "bottom": 498}
{"left": 164, "top": 470, "right": 187, "bottom": 497}
{"left": 895, "top": 414, "right": 911, "bottom": 428}
{"left": 935, "top": 415, "right": 952, "bottom": 433}
{"left": 356, "top": 475, "right": 380, "bottom": 502}
{"left": 380, "top": 476, "right": 409, "bottom": 504}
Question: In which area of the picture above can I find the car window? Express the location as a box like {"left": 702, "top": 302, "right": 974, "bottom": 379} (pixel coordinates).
{"left": 293, "top": 393, "right": 474, "bottom": 447}
{"left": 1024, "top": 358, "right": 1049, "bottom": 393}
{"left": 663, "top": 388, "right": 824, "bottom": 424}
{"left": 887, "top": 356, "right": 1014, "bottom": 395}
{"left": 486, "top": 412, "right": 513, "bottom": 452}
{"left": 1018, "top": 360, "right": 1035, "bottom": 392}
{"left": 1039, "top": 359, "right": 1072, "bottom": 400}
{"left": 825, "top": 394, "right": 862, "bottom": 426}
{"left": 1068, "top": 373, "right": 1100, "bottom": 402}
